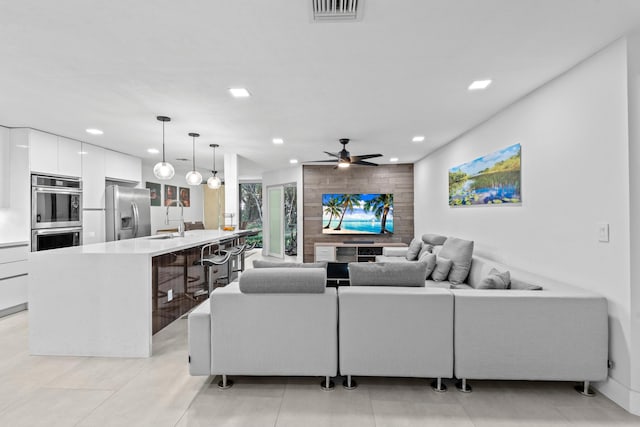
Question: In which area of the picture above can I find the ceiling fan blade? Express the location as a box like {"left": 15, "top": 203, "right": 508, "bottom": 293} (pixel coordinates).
{"left": 351, "top": 153, "right": 383, "bottom": 162}
{"left": 352, "top": 160, "right": 379, "bottom": 166}
{"left": 323, "top": 151, "right": 340, "bottom": 158}
{"left": 302, "top": 159, "right": 338, "bottom": 163}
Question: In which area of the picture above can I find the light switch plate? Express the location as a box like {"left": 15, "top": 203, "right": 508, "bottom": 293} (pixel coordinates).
{"left": 168, "top": 289, "right": 173, "bottom": 302}
{"left": 598, "top": 223, "right": 609, "bottom": 242}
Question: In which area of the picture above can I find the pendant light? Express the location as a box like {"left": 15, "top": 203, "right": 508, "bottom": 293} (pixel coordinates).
{"left": 185, "top": 132, "right": 203, "bottom": 185}
{"left": 153, "top": 116, "right": 175, "bottom": 180}
{"left": 207, "top": 144, "right": 222, "bottom": 189}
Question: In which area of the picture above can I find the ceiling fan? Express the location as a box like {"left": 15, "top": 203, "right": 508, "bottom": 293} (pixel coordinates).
{"left": 304, "top": 138, "right": 382, "bottom": 168}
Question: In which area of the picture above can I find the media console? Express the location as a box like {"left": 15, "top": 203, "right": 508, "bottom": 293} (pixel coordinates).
{"left": 314, "top": 242, "right": 407, "bottom": 285}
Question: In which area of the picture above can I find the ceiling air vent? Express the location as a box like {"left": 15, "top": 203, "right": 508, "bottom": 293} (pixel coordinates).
{"left": 312, "top": 0, "right": 360, "bottom": 21}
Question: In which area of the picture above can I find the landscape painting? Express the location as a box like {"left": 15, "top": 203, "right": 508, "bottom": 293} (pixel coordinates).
{"left": 449, "top": 143, "right": 521, "bottom": 206}
{"left": 322, "top": 193, "right": 394, "bottom": 234}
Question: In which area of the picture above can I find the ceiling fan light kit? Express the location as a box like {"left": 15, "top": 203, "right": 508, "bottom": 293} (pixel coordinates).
{"left": 185, "top": 132, "right": 203, "bottom": 185}
{"left": 153, "top": 116, "right": 175, "bottom": 180}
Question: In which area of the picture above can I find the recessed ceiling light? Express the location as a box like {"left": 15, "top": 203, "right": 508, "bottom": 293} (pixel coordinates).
{"left": 147, "top": 148, "right": 160, "bottom": 154}
{"left": 412, "top": 136, "right": 425, "bottom": 143}
{"left": 468, "top": 80, "right": 492, "bottom": 90}
{"left": 273, "top": 138, "right": 284, "bottom": 145}
{"left": 15, "top": 144, "right": 29, "bottom": 149}
{"left": 389, "top": 157, "right": 399, "bottom": 162}
{"left": 77, "top": 151, "right": 88, "bottom": 155}
{"left": 85, "top": 128, "right": 103, "bottom": 135}
{"left": 289, "top": 159, "right": 298, "bottom": 164}
{"left": 229, "top": 88, "right": 251, "bottom": 98}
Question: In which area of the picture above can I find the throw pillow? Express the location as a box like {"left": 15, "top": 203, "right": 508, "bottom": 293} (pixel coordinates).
{"left": 417, "top": 243, "right": 434, "bottom": 260}
{"left": 405, "top": 237, "right": 423, "bottom": 261}
{"left": 239, "top": 268, "right": 326, "bottom": 293}
{"left": 349, "top": 262, "right": 427, "bottom": 287}
{"left": 431, "top": 257, "right": 453, "bottom": 282}
{"left": 438, "top": 237, "right": 474, "bottom": 285}
{"left": 510, "top": 277, "right": 543, "bottom": 290}
{"left": 253, "top": 260, "right": 328, "bottom": 269}
{"left": 419, "top": 253, "right": 437, "bottom": 278}
{"left": 477, "top": 268, "right": 511, "bottom": 289}
{"left": 421, "top": 233, "right": 448, "bottom": 246}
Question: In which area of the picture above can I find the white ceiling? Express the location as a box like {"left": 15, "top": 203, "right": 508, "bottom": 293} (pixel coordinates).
{"left": 1, "top": 0, "right": 640, "bottom": 178}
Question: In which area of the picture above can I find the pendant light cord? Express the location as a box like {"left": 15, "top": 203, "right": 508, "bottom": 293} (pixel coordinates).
{"left": 192, "top": 135, "right": 196, "bottom": 170}
{"left": 162, "top": 121, "right": 166, "bottom": 163}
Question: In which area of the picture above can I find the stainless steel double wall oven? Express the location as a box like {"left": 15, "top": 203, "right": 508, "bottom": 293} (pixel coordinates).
{"left": 31, "top": 174, "right": 82, "bottom": 251}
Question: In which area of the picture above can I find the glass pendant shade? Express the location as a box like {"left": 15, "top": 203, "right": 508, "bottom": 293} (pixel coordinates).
{"left": 153, "top": 116, "right": 174, "bottom": 180}
{"left": 207, "top": 175, "right": 221, "bottom": 189}
{"left": 186, "top": 170, "right": 202, "bottom": 185}
{"left": 185, "top": 132, "right": 202, "bottom": 185}
{"left": 154, "top": 161, "right": 175, "bottom": 179}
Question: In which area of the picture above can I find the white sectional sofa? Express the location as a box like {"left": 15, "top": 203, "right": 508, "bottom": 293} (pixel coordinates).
{"left": 188, "top": 239, "right": 609, "bottom": 396}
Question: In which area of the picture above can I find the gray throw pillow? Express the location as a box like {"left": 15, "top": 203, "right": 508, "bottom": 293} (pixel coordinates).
{"left": 477, "top": 268, "right": 510, "bottom": 289}
{"left": 438, "top": 237, "right": 474, "bottom": 285}
{"left": 405, "top": 238, "right": 422, "bottom": 261}
{"left": 510, "top": 277, "right": 543, "bottom": 290}
{"left": 430, "top": 257, "right": 453, "bottom": 282}
{"left": 253, "top": 260, "right": 328, "bottom": 269}
{"left": 417, "top": 243, "right": 434, "bottom": 260}
{"left": 239, "top": 268, "right": 326, "bottom": 293}
{"left": 349, "top": 262, "right": 427, "bottom": 287}
{"left": 421, "top": 233, "right": 448, "bottom": 246}
{"left": 419, "top": 253, "right": 437, "bottom": 278}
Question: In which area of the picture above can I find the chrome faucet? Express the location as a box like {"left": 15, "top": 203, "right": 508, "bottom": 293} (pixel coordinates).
{"left": 165, "top": 200, "right": 185, "bottom": 237}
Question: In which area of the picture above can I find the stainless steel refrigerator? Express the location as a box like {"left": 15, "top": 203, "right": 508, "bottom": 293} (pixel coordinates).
{"left": 105, "top": 185, "right": 152, "bottom": 241}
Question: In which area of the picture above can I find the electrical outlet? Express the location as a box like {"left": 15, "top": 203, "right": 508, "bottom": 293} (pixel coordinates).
{"left": 168, "top": 289, "right": 173, "bottom": 302}
{"left": 598, "top": 223, "right": 610, "bottom": 242}
{"left": 608, "top": 359, "right": 615, "bottom": 369}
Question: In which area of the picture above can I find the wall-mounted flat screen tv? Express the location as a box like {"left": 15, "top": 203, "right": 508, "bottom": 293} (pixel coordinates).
{"left": 322, "top": 193, "right": 394, "bottom": 235}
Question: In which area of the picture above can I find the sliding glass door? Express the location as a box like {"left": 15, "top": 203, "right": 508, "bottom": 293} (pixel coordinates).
{"left": 267, "top": 186, "right": 284, "bottom": 258}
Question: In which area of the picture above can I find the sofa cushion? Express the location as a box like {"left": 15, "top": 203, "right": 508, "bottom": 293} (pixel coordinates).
{"left": 439, "top": 237, "right": 474, "bottom": 284}
{"left": 375, "top": 255, "right": 410, "bottom": 263}
{"left": 431, "top": 257, "right": 453, "bottom": 282}
{"left": 406, "top": 238, "right": 423, "bottom": 261}
{"left": 511, "top": 277, "right": 543, "bottom": 291}
{"left": 477, "top": 268, "right": 511, "bottom": 289}
{"left": 422, "top": 233, "right": 448, "bottom": 245}
{"left": 450, "top": 283, "right": 473, "bottom": 290}
{"left": 382, "top": 247, "right": 408, "bottom": 257}
{"left": 253, "top": 260, "right": 327, "bottom": 269}
{"left": 239, "top": 268, "right": 326, "bottom": 293}
{"left": 349, "top": 262, "right": 427, "bottom": 287}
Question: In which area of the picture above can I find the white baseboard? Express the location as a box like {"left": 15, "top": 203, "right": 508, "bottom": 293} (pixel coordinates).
{"left": 595, "top": 376, "right": 640, "bottom": 416}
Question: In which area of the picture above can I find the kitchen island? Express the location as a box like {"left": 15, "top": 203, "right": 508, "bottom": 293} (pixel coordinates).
{"left": 29, "top": 229, "right": 246, "bottom": 357}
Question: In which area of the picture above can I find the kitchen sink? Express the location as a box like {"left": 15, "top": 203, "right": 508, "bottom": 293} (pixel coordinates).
{"left": 147, "top": 234, "right": 174, "bottom": 240}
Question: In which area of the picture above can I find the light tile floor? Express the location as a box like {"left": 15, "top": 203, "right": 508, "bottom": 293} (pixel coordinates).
{"left": 1, "top": 251, "right": 638, "bottom": 426}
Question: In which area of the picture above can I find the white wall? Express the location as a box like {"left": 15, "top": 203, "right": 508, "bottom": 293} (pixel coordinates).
{"left": 414, "top": 39, "right": 635, "bottom": 410}
{"left": 141, "top": 162, "right": 205, "bottom": 234}
{"left": 262, "top": 166, "right": 303, "bottom": 262}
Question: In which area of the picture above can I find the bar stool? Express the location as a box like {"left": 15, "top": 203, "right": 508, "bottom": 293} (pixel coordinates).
{"left": 197, "top": 243, "right": 232, "bottom": 294}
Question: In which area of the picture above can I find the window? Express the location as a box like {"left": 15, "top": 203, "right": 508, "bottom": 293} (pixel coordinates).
{"left": 239, "top": 183, "right": 263, "bottom": 248}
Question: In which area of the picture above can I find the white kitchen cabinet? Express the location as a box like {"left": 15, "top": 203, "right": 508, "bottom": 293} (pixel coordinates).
{"left": 57, "top": 137, "right": 82, "bottom": 177}
{"left": 82, "top": 210, "right": 105, "bottom": 245}
{"left": 0, "top": 242, "right": 29, "bottom": 316}
{"left": 105, "top": 150, "right": 142, "bottom": 183}
{"left": 30, "top": 130, "right": 82, "bottom": 178}
{"left": 0, "top": 126, "right": 9, "bottom": 208}
{"left": 29, "top": 130, "right": 58, "bottom": 175}
{"left": 81, "top": 143, "right": 106, "bottom": 209}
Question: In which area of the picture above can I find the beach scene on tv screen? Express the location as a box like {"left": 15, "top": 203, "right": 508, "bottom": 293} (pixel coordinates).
{"left": 322, "top": 193, "right": 394, "bottom": 234}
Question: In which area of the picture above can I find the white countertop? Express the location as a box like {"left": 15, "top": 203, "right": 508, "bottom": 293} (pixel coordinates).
{"left": 0, "top": 240, "right": 29, "bottom": 249}
{"left": 30, "top": 229, "right": 245, "bottom": 257}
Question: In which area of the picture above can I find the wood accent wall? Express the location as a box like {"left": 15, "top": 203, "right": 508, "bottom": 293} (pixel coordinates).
{"left": 303, "top": 164, "right": 414, "bottom": 262}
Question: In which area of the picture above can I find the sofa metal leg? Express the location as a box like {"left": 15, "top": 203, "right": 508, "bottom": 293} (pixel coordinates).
{"left": 455, "top": 378, "right": 472, "bottom": 393}
{"left": 217, "top": 374, "right": 234, "bottom": 389}
{"left": 342, "top": 375, "right": 358, "bottom": 390}
{"left": 574, "top": 380, "right": 595, "bottom": 396}
{"left": 320, "top": 376, "right": 335, "bottom": 391}
{"left": 431, "top": 377, "right": 447, "bottom": 392}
